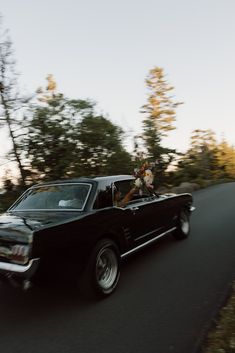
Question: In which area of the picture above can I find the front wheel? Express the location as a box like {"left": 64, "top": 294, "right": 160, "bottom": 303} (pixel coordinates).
{"left": 173, "top": 210, "right": 190, "bottom": 240}
{"left": 79, "top": 239, "right": 120, "bottom": 299}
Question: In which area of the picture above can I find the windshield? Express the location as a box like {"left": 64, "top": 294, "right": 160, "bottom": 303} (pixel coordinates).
{"left": 10, "top": 183, "right": 92, "bottom": 211}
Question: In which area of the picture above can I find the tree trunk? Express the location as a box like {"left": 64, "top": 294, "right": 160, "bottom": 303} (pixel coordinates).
{"left": 0, "top": 92, "right": 26, "bottom": 187}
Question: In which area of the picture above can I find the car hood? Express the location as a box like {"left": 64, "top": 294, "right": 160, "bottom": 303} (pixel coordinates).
{"left": 0, "top": 211, "right": 84, "bottom": 243}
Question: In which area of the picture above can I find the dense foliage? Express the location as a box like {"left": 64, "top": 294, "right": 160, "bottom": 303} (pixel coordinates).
{"left": 22, "top": 76, "right": 133, "bottom": 181}
{"left": 174, "top": 130, "right": 235, "bottom": 186}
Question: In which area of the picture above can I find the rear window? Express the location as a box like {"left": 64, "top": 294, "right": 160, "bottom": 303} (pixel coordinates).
{"left": 10, "top": 183, "right": 91, "bottom": 211}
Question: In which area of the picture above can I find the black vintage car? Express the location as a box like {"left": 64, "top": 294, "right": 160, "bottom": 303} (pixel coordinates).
{"left": 0, "top": 175, "right": 194, "bottom": 298}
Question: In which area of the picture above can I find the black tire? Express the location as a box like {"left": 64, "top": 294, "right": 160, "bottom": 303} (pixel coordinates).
{"left": 79, "top": 238, "right": 120, "bottom": 299}
{"left": 173, "top": 210, "right": 190, "bottom": 240}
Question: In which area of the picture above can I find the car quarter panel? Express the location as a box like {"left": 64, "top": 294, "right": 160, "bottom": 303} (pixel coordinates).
{"left": 31, "top": 207, "right": 137, "bottom": 274}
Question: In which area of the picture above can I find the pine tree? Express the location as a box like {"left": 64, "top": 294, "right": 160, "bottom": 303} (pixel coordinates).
{"left": 140, "top": 67, "right": 182, "bottom": 185}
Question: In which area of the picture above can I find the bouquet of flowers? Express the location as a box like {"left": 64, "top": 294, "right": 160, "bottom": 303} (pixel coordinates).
{"left": 133, "top": 162, "right": 155, "bottom": 192}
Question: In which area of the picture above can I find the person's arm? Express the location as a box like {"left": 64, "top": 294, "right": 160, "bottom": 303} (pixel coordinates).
{"left": 119, "top": 187, "right": 139, "bottom": 207}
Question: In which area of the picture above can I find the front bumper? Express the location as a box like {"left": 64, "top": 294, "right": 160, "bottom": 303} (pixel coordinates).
{"left": 0, "top": 258, "right": 40, "bottom": 279}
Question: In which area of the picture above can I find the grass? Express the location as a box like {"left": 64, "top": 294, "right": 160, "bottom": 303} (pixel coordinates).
{"left": 202, "top": 282, "right": 235, "bottom": 353}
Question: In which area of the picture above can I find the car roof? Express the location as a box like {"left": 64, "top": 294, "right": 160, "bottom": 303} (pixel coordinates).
{"left": 30, "top": 175, "right": 134, "bottom": 188}
{"left": 94, "top": 175, "right": 134, "bottom": 183}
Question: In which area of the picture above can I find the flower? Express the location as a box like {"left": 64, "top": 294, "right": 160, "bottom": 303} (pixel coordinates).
{"left": 143, "top": 169, "right": 154, "bottom": 189}
{"left": 133, "top": 162, "right": 155, "bottom": 191}
{"left": 134, "top": 178, "right": 143, "bottom": 188}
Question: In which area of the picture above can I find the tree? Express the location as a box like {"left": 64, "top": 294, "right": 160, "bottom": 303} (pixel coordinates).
{"left": 25, "top": 76, "right": 95, "bottom": 181}
{"left": 189, "top": 129, "right": 218, "bottom": 179}
{"left": 142, "top": 67, "right": 181, "bottom": 135}
{"left": 216, "top": 139, "right": 235, "bottom": 179}
{"left": 76, "top": 115, "right": 132, "bottom": 176}
{"left": 25, "top": 75, "right": 132, "bottom": 180}
{"left": 175, "top": 129, "right": 219, "bottom": 184}
{"left": 140, "top": 67, "right": 182, "bottom": 185}
{"left": 175, "top": 131, "right": 235, "bottom": 184}
{"left": 0, "top": 19, "right": 29, "bottom": 186}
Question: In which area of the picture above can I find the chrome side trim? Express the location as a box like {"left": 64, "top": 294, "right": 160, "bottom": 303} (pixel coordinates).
{"left": 135, "top": 227, "right": 163, "bottom": 242}
{"left": 0, "top": 258, "right": 40, "bottom": 277}
{"left": 121, "top": 227, "right": 176, "bottom": 259}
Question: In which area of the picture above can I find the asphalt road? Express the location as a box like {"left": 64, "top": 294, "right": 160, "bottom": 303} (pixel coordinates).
{"left": 1, "top": 182, "right": 235, "bottom": 353}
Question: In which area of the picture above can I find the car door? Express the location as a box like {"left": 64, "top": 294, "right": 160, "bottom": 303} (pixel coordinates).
{"left": 124, "top": 197, "right": 166, "bottom": 247}
{"left": 112, "top": 180, "right": 146, "bottom": 246}
{"left": 114, "top": 180, "right": 167, "bottom": 247}
{"left": 92, "top": 179, "right": 141, "bottom": 251}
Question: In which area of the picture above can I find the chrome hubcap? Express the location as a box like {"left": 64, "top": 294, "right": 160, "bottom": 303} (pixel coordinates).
{"left": 96, "top": 248, "right": 118, "bottom": 290}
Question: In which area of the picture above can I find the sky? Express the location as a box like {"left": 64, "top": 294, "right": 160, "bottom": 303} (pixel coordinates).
{"left": 0, "top": 0, "right": 235, "bottom": 178}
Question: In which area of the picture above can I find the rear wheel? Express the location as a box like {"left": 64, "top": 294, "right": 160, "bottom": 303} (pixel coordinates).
{"left": 173, "top": 210, "right": 190, "bottom": 240}
{"left": 79, "top": 239, "right": 120, "bottom": 299}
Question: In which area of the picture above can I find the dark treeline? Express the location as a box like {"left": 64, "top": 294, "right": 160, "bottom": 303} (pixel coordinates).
{"left": 0, "top": 19, "right": 235, "bottom": 206}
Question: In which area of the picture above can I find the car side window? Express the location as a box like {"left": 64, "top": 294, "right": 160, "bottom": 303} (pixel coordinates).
{"left": 113, "top": 180, "right": 151, "bottom": 207}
